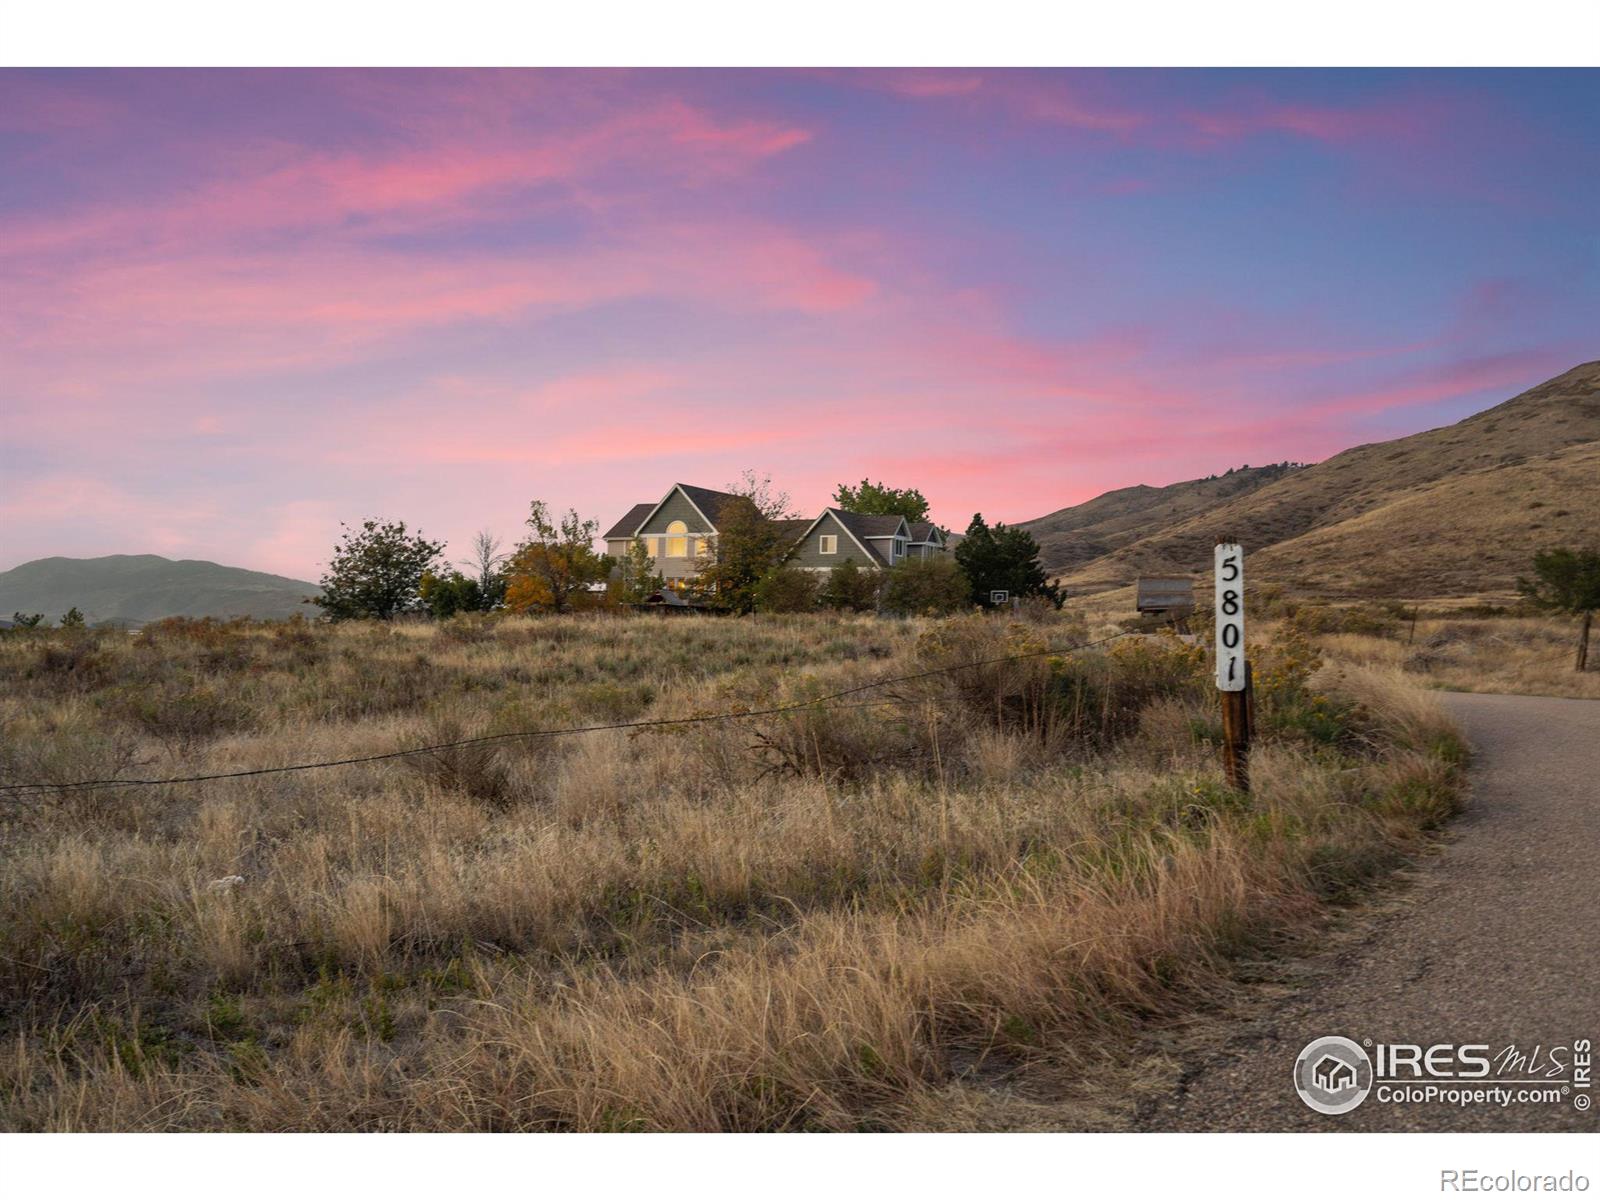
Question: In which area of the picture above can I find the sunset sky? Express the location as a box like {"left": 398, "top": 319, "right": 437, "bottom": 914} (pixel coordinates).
{"left": 2, "top": 68, "right": 1596, "bottom": 580}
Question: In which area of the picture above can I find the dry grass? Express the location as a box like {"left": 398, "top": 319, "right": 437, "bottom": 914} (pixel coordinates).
{"left": 1321, "top": 614, "right": 1600, "bottom": 700}
{"left": 0, "top": 610, "right": 1463, "bottom": 1130}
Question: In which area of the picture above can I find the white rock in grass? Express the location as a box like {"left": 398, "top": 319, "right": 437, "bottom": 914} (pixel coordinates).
{"left": 207, "top": 875, "right": 246, "bottom": 894}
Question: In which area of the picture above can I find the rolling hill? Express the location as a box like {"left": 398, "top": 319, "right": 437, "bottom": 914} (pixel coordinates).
{"left": 1020, "top": 463, "right": 1301, "bottom": 575}
{"left": 1029, "top": 360, "right": 1600, "bottom": 600}
{"left": 0, "top": 555, "right": 320, "bottom": 626}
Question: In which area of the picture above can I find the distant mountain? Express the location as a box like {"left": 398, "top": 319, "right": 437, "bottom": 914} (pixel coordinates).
{"left": 1025, "top": 360, "right": 1600, "bottom": 599}
{"left": 0, "top": 555, "right": 320, "bottom": 626}
{"left": 1020, "top": 464, "right": 1300, "bottom": 576}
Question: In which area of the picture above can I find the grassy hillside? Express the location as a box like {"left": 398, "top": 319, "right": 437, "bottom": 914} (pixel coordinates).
{"left": 0, "top": 555, "right": 319, "bottom": 625}
{"left": 1020, "top": 464, "right": 1299, "bottom": 575}
{"left": 1255, "top": 440, "right": 1600, "bottom": 599}
{"left": 1048, "top": 361, "right": 1600, "bottom": 597}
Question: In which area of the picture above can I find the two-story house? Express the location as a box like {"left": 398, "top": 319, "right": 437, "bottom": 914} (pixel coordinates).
{"left": 603, "top": 483, "right": 949, "bottom": 587}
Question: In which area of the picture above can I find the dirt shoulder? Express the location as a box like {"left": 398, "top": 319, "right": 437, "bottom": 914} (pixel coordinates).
{"left": 1129, "top": 693, "right": 1598, "bottom": 1131}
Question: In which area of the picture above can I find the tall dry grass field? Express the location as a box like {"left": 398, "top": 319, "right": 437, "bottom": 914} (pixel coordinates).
{"left": 0, "top": 610, "right": 1463, "bottom": 1130}
{"left": 1320, "top": 615, "right": 1600, "bottom": 701}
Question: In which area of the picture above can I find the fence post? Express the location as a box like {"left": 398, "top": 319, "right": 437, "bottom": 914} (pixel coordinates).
{"left": 1215, "top": 537, "right": 1251, "bottom": 793}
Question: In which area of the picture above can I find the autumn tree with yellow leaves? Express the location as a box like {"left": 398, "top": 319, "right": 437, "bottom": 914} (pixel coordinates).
{"left": 503, "top": 501, "right": 613, "bottom": 614}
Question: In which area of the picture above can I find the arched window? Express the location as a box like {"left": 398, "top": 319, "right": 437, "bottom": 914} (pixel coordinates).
{"left": 666, "top": 520, "right": 689, "bottom": 558}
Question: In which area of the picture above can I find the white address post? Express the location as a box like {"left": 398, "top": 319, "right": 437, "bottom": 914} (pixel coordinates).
{"left": 1214, "top": 541, "right": 1245, "bottom": 690}
{"left": 1213, "top": 539, "right": 1251, "bottom": 792}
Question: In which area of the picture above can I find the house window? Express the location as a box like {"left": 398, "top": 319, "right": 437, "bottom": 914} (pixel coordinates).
{"left": 894, "top": 538, "right": 906, "bottom": 559}
{"left": 639, "top": 537, "right": 659, "bottom": 558}
{"left": 819, "top": 534, "right": 837, "bottom": 555}
{"left": 665, "top": 520, "right": 689, "bottom": 557}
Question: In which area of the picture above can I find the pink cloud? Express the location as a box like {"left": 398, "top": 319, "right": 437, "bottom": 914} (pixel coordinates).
{"left": 3, "top": 215, "right": 879, "bottom": 409}
{"left": 1304, "top": 349, "right": 1558, "bottom": 418}
{"left": 874, "top": 72, "right": 986, "bottom": 99}
{"left": 0, "top": 97, "right": 812, "bottom": 261}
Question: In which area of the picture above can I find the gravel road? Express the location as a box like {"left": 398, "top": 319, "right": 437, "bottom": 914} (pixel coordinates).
{"left": 1138, "top": 692, "right": 1599, "bottom": 1132}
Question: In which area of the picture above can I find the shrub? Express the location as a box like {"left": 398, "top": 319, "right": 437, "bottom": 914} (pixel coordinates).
{"left": 753, "top": 566, "right": 820, "bottom": 614}
{"left": 820, "top": 561, "right": 880, "bottom": 612}
{"left": 402, "top": 718, "right": 513, "bottom": 805}
{"left": 420, "top": 570, "right": 484, "bottom": 619}
{"left": 107, "top": 682, "right": 252, "bottom": 754}
{"left": 880, "top": 557, "right": 969, "bottom": 616}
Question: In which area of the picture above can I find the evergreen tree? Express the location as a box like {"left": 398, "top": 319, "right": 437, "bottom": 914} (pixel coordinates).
{"left": 954, "top": 514, "right": 1060, "bottom": 608}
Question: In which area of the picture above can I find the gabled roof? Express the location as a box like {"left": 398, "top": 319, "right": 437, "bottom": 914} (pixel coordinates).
{"left": 791, "top": 508, "right": 904, "bottom": 566}
{"left": 676, "top": 484, "right": 749, "bottom": 528}
{"left": 908, "top": 521, "right": 944, "bottom": 544}
{"left": 770, "top": 518, "right": 811, "bottom": 546}
{"left": 833, "top": 511, "right": 908, "bottom": 542}
{"left": 629, "top": 483, "right": 751, "bottom": 536}
{"left": 603, "top": 503, "right": 656, "bottom": 540}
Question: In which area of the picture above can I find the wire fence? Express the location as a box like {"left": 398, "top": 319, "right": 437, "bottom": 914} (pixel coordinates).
{"left": 0, "top": 627, "right": 1154, "bottom": 800}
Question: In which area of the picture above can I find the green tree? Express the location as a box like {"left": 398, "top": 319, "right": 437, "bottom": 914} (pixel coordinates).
{"left": 831, "top": 478, "right": 930, "bottom": 523}
{"left": 10, "top": 612, "right": 45, "bottom": 630}
{"left": 419, "top": 569, "right": 483, "bottom": 619}
{"left": 615, "top": 537, "right": 666, "bottom": 604}
{"left": 1518, "top": 547, "right": 1600, "bottom": 671}
{"left": 753, "top": 565, "right": 820, "bottom": 613}
{"left": 503, "top": 501, "right": 612, "bottom": 614}
{"left": 954, "top": 514, "right": 1060, "bottom": 609}
{"left": 820, "top": 559, "right": 880, "bottom": 612}
{"left": 881, "top": 556, "right": 970, "bottom": 616}
{"left": 316, "top": 519, "right": 445, "bottom": 621}
{"left": 694, "top": 496, "right": 790, "bottom": 613}
{"left": 693, "top": 472, "right": 800, "bottom": 613}
{"left": 59, "top": 606, "right": 86, "bottom": 628}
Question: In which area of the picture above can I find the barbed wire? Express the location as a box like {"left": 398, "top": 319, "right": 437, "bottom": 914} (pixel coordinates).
{"left": 0, "top": 626, "right": 1166, "bottom": 799}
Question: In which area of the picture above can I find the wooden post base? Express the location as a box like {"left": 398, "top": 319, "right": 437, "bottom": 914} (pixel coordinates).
{"left": 1220, "top": 663, "right": 1254, "bottom": 793}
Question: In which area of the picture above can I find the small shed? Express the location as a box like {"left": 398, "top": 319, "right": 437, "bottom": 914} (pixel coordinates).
{"left": 1136, "top": 576, "right": 1195, "bottom": 617}
{"left": 633, "top": 589, "right": 721, "bottom": 616}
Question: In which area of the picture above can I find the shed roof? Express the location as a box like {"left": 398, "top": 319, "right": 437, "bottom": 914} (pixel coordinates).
{"left": 1135, "top": 576, "right": 1196, "bottom": 610}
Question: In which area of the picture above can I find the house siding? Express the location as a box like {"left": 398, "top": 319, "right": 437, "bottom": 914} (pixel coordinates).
{"left": 637, "top": 489, "right": 715, "bottom": 535}
{"left": 789, "top": 513, "right": 881, "bottom": 571}
{"left": 629, "top": 488, "right": 714, "bottom": 580}
{"left": 864, "top": 534, "right": 908, "bottom": 566}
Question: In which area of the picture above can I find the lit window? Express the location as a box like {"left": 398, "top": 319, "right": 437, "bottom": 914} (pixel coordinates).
{"left": 666, "top": 520, "right": 689, "bottom": 557}
{"left": 819, "top": 534, "right": 837, "bottom": 555}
